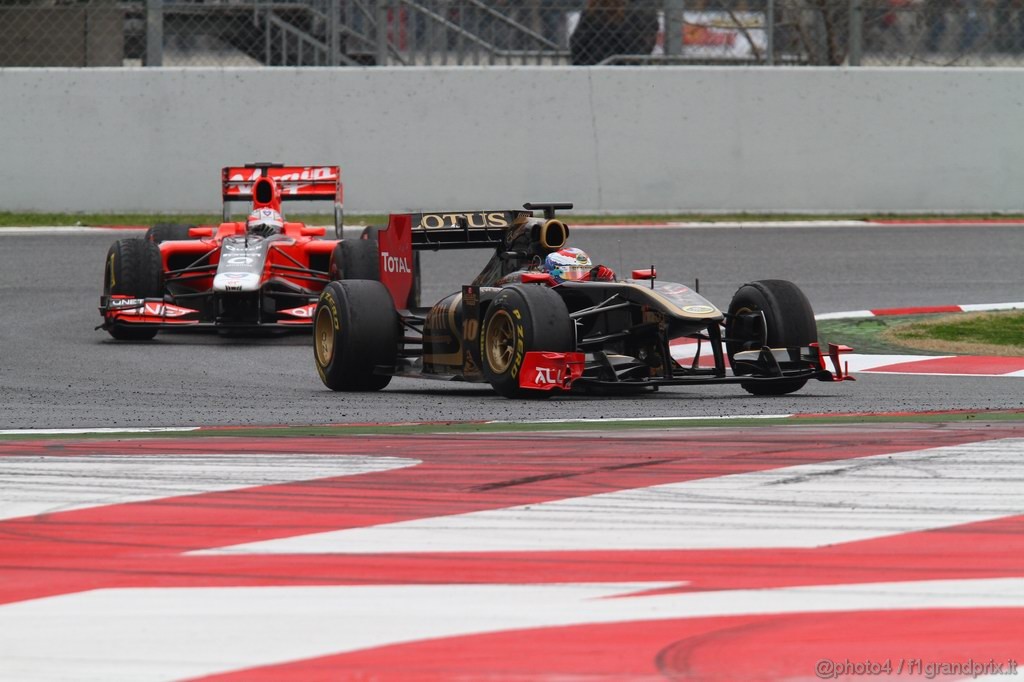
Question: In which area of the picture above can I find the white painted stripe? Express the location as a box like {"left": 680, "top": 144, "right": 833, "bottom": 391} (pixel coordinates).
{"left": 666, "top": 348, "right": 1024, "bottom": 378}
{"left": 2, "top": 578, "right": 1022, "bottom": 682}
{"left": 485, "top": 414, "right": 793, "bottom": 426}
{"left": 817, "top": 302, "right": 1024, "bottom": 320}
{"left": 572, "top": 220, "right": 869, "bottom": 229}
{"left": 0, "top": 426, "right": 199, "bottom": 436}
{"left": 0, "top": 226, "right": 145, "bottom": 235}
{"left": 816, "top": 309, "right": 875, "bottom": 320}
{"left": 204, "top": 438, "right": 1024, "bottom": 555}
{"left": 841, "top": 353, "right": 954, "bottom": 372}
{"left": 865, "top": 370, "right": 1024, "bottom": 378}
{"left": 0, "top": 454, "right": 419, "bottom": 522}
{"left": 960, "top": 301, "right": 1024, "bottom": 312}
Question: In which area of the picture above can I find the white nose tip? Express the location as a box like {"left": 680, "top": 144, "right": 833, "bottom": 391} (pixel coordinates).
{"left": 213, "top": 272, "right": 261, "bottom": 292}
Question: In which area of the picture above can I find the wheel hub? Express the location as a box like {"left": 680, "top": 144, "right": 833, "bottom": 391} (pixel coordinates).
{"left": 484, "top": 309, "right": 516, "bottom": 373}
{"left": 314, "top": 305, "right": 336, "bottom": 367}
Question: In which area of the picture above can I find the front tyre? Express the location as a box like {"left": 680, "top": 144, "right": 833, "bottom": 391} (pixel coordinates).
{"left": 314, "top": 280, "right": 397, "bottom": 391}
{"left": 144, "top": 223, "right": 194, "bottom": 243}
{"left": 481, "top": 284, "right": 573, "bottom": 399}
{"left": 103, "top": 238, "right": 163, "bottom": 341}
{"left": 725, "top": 279, "right": 817, "bottom": 396}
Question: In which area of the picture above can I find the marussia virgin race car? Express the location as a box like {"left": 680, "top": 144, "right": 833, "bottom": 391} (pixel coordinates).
{"left": 99, "top": 163, "right": 364, "bottom": 340}
{"left": 313, "top": 202, "right": 854, "bottom": 398}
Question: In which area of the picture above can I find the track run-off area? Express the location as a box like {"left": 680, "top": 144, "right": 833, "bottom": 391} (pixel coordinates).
{"left": 1, "top": 221, "right": 1022, "bottom": 679}
{"left": 1, "top": 418, "right": 1023, "bottom": 680}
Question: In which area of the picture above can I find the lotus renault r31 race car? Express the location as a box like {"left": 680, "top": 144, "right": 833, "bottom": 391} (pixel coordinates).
{"left": 313, "top": 203, "right": 854, "bottom": 398}
{"left": 99, "top": 163, "right": 366, "bottom": 340}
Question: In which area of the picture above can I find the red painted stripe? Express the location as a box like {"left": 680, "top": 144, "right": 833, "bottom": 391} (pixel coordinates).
{"left": 872, "top": 218, "right": 1024, "bottom": 225}
{"left": 201, "top": 609, "right": 1024, "bottom": 682}
{"left": 867, "top": 356, "right": 1024, "bottom": 375}
{"left": 0, "top": 427, "right": 1019, "bottom": 605}
{"left": 5, "top": 428, "right": 1024, "bottom": 679}
{"left": 869, "top": 305, "right": 962, "bottom": 316}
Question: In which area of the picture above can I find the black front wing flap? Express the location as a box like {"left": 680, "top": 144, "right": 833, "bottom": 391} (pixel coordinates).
{"left": 572, "top": 342, "right": 854, "bottom": 390}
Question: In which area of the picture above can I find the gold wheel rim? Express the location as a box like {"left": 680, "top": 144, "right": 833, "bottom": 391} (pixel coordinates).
{"left": 484, "top": 309, "right": 516, "bottom": 373}
{"left": 314, "top": 305, "right": 336, "bottom": 367}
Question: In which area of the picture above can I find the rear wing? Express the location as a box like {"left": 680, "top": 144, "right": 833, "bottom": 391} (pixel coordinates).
{"left": 406, "top": 210, "right": 530, "bottom": 250}
{"left": 221, "top": 163, "right": 343, "bottom": 234}
{"left": 375, "top": 204, "right": 571, "bottom": 308}
{"left": 373, "top": 209, "right": 527, "bottom": 309}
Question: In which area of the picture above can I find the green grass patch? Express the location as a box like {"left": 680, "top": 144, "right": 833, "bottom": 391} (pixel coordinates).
{"left": 0, "top": 213, "right": 339, "bottom": 228}
{"left": 819, "top": 311, "right": 1024, "bottom": 356}
{"left": 2, "top": 410, "right": 1022, "bottom": 442}
{"left": 3, "top": 211, "right": 1024, "bottom": 228}
{"left": 883, "top": 311, "right": 1024, "bottom": 355}
{"left": 817, "top": 315, "right": 950, "bottom": 355}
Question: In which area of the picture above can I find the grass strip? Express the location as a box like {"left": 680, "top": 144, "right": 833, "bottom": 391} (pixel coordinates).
{"left": 819, "top": 311, "right": 1024, "bottom": 356}
{"left": 1, "top": 410, "right": 1021, "bottom": 442}
{"left": 4, "top": 212, "right": 1024, "bottom": 228}
{"left": 884, "top": 311, "right": 1024, "bottom": 355}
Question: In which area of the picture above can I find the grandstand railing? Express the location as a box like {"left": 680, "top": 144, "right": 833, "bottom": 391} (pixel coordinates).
{"left": 4, "top": 0, "right": 1023, "bottom": 67}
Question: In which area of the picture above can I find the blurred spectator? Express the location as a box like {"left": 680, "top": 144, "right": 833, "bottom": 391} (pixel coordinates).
{"left": 995, "top": 0, "right": 1024, "bottom": 52}
{"left": 540, "top": 0, "right": 567, "bottom": 48}
{"left": 924, "top": 0, "right": 987, "bottom": 52}
{"left": 570, "top": 0, "right": 658, "bottom": 65}
{"left": 923, "top": 0, "right": 948, "bottom": 51}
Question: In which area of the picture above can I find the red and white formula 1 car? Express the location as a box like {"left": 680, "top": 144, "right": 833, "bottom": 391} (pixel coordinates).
{"left": 98, "top": 163, "right": 370, "bottom": 340}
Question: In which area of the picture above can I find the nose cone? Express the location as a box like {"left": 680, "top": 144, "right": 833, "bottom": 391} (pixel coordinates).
{"left": 213, "top": 272, "right": 261, "bottom": 292}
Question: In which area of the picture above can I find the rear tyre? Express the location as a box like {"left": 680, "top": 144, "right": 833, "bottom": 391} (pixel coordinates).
{"left": 328, "top": 235, "right": 380, "bottom": 281}
{"left": 725, "top": 279, "right": 817, "bottom": 396}
{"left": 314, "top": 280, "right": 397, "bottom": 391}
{"left": 480, "top": 284, "right": 573, "bottom": 399}
{"left": 103, "top": 238, "right": 163, "bottom": 341}
{"left": 144, "top": 223, "right": 194, "bottom": 243}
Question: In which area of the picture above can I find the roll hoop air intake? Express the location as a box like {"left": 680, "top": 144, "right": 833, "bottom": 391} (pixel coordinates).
{"left": 535, "top": 219, "right": 569, "bottom": 253}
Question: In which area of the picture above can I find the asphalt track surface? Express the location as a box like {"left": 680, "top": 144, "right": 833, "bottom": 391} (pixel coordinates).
{"left": 2, "top": 223, "right": 1024, "bottom": 681}
{"left": 1, "top": 223, "right": 1023, "bottom": 429}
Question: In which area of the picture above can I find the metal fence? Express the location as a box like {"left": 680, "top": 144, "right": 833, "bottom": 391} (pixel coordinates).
{"left": 4, "top": 0, "right": 1024, "bottom": 67}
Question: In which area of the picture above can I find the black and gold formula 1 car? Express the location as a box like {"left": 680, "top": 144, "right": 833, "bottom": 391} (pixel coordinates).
{"left": 313, "top": 203, "right": 853, "bottom": 398}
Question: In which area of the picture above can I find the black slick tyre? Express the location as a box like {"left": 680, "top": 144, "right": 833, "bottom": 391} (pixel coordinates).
{"left": 480, "top": 284, "right": 573, "bottom": 399}
{"left": 144, "top": 223, "right": 194, "bottom": 243}
{"left": 103, "top": 238, "right": 164, "bottom": 340}
{"left": 314, "top": 280, "right": 397, "bottom": 391}
{"left": 725, "top": 279, "right": 817, "bottom": 396}
{"left": 328, "top": 235, "right": 380, "bottom": 281}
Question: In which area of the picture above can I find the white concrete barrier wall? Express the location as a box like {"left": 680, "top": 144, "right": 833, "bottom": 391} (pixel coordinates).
{"left": 1, "top": 66, "right": 1022, "bottom": 214}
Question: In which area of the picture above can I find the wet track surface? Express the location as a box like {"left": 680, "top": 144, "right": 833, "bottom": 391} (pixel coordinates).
{"left": 1, "top": 224, "right": 1022, "bottom": 428}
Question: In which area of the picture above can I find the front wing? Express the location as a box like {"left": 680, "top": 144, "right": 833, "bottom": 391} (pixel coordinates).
{"left": 99, "top": 295, "right": 318, "bottom": 331}
{"left": 518, "top": 343, "right": 855, "bottom": 391}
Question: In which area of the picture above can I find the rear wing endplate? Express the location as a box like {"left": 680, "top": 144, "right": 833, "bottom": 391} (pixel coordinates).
{"left": 221, "top": 163, "right": 343, "bottom": 234}
{"left": 374, "top": 209, "right": 527, "bottom": 308}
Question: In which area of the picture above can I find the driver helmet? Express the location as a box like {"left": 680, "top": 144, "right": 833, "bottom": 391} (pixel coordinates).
{"left": 246, "top": 208, "right": 284, "bottom": 236}
{"left": 544, "top": 247, "right": 594, "bottom": 282}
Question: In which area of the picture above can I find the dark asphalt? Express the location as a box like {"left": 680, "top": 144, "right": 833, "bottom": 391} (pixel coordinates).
{"left": 1, "top": 225, "right": 1021, "bottom": 428}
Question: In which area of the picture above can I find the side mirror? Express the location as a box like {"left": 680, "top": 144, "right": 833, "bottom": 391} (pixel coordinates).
{"left": 188, "top": 227, "right": 214, "bottom": 238}
{"left": 301, "top": 226, "right": 327, "bottom": 237}
{"left": 631, "top": 268, "right": 656, "bottom": 280}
